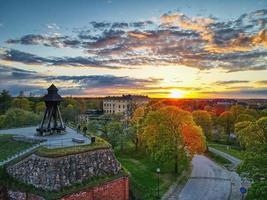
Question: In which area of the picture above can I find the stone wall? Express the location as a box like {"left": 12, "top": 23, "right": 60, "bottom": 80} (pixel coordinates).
{"left": 7, "top": 148, "right": 122, "bottom": 191}
{"left": 61, "top": 176, "right": 129, "bottom": 200}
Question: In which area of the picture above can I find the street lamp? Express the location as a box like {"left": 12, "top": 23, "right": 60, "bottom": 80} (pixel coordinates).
{"left": 156, "top": 167, "right": 160, "bottom": 199}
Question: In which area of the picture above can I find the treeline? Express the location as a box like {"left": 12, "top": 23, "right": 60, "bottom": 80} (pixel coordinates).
{"left": 0, "top": 90, "right": 102, "bottom": 129}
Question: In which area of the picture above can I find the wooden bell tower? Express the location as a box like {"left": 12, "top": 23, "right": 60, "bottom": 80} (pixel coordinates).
{"left": 37, "top": 84, "right": 65, "bottom": 135}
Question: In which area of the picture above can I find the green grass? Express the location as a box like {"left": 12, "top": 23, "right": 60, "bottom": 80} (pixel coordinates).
{"left": 0, "top": 135, "right": 33, "bottom": 162}
{"left": 206, "top": 151, "right": 231, "bottom": 165}
{"left": 209, "top": 143, "right": 244, "bottom": 160}
{"left": 116, "top": 147, "right": 187, "bottom": 200}
{"left": 36, "top": 136, "right": 111, "bottom": 158}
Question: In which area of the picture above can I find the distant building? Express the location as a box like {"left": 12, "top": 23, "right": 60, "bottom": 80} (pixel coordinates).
{"left": 103, "top": 95, "right": 149, "bottom": 116}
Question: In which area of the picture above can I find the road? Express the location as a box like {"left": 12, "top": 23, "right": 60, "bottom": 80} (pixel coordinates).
{"left": 167, "top": 155, "right": 232, "bottom": 200}
{"left": 208, "top": 147, "right": 241, "bottom": 167}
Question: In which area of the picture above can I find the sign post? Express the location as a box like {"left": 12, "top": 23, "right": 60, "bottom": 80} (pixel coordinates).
{"left": 240, "top": 187, "right": 247, "bottom": 200}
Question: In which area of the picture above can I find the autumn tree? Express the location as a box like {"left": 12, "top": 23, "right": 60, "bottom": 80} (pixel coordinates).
{"left": 218, "top": 111, "right": 235, "bottom": 143}
{"left": 142, "top": 106, "right": 206, "bottom": 173}
{"left": 181, "top": 124, "right": 206, "bottom": 154}
{"left": 192, "top": 110, "right": 212, "bottom": 140}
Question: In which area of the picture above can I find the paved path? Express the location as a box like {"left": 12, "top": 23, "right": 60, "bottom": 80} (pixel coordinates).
{"left": 167, "top": 155, "right": 232, "bottom": 200}
{"left": 0, "top": 126, "right": 91, "bottom": 148}
{"left": 208, "top": 147, "right": 241, "bottom": 167}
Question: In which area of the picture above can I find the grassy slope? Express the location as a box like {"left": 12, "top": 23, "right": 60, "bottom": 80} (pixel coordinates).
{"left": 0, "top": 135, "right": 33, "bottom": 161}
{"left": 116, "top": 147, "right": 182, "bottom": 200}
{"left": 209, "top": 143, "right": 244, "bottom": 160}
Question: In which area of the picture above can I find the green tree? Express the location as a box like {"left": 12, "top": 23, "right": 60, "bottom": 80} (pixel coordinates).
{"left": 235, "top": 121, "right": 266, "bottom": 149}
{"left": 35, "top": 102, "right": 46, "bottom": 113}
{"left": 192, "top": 110, "right": 212, "bottom": 140}
{"left": 257, "top": 117, "right": 267, "bottom": 139}
{"left": 3, "top": 108, "right": 40, "bottom": 128}
{"left": 106, "top": 121, "right": 125, "bottom": 151}
{"left": 61, "top": 104, "right": 79, "bottom": 122}
{"left": 0, "top": 90, "right": 12, "bottom": 114}
{"left": 236, "top": 114, "right": 256, "bottom": 123}
{"left": 244, "top": 108, "right": 259, "bottom": 119}
{"left": 238, "top": 144, "right": 267, "bottom": 200}
{"left": 218, "top": 111, "right": 235, "bottom": 143}
{"left": 11, "top": 98, "right": 31, "bottom": 111}
{"left": 230, "top": 105, "right": 245, "bottom": 121}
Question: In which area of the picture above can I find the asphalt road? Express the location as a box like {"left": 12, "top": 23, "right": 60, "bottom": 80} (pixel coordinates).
{"left": 176, "top": 155, "right": 232, "bottom": 200}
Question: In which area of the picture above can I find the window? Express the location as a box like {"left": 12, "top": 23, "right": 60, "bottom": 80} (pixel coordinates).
{"left": 119, "top": 105, "right": 121, "bottom": 108}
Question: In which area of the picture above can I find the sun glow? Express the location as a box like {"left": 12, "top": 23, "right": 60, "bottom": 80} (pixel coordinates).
{"left": 169, "top": 90, "right": 185, "bottom": 98}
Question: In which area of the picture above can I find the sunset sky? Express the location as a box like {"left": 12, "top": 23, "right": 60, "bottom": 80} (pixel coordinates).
{"left": 0, "top": 0, "right": 267, "bottom": 98}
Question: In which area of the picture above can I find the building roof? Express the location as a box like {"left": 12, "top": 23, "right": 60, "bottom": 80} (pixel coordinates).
{"left": 44, "top": 84, "right": 62, "bottom": 102}
{"left": 104, "top": 95, "right": 149, "bottom": 101}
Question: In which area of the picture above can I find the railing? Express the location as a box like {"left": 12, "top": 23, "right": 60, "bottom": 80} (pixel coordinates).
{"left": 0, "top": 143, "right": 42, "bottom": 166}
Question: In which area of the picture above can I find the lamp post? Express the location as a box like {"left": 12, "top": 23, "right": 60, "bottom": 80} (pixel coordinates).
{"left": 156, "top": 167, "right": 160, "bottom": 199}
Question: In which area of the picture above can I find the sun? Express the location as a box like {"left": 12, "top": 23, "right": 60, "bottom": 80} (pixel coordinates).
{"left": 169, "top": 90, "right": 185, "bottom": 98}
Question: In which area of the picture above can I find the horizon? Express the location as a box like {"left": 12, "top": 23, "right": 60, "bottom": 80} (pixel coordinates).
{"left": 1, "top": 0, "right": 267, "bottom": 98}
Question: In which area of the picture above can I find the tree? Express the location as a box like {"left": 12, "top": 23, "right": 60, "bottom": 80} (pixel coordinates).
{"left": 130, "top": 107, "right": 145, "bottom": 150}
{"left": 244, "top": 108, "right": 259, "bottom": 119}
{"left": 3, "top": 108, "right": 40, "bottom": 128}
{"left": 11, "top": 98, "right": 31, "bottom": 111}
{"left": 61, "top": 104, "right": 79, "bottom": 122}
{"left": 236, "top": 114, "right": 256, "bottom": 123}
{"left": 181, "top": 124, "right": 207, "bottom": 154}
{"left": 142, "top": 106, "right": 206, "bottom": 173}
{"left": 0, "top": 90, "right": 12, "bottom": 114}
{"left": 235, "top": 121, "right": 266, "bottom": 149}
{"left": 218, "top": 111, "right": 235, "bottom": 143}
{"left": 230, "top": 105, "right": 245, "bottom": 121}
{"left": 192, "top": 110, "right": 212, "bottom": 140}
{"left": 257, "top": 117, "right": 267, "bottom": 139}
{"left": 106, "top": 121, "right": 125, "bottom": 151}
{"left": 35, "top": 102, "right": 46, "bottom": 113}
{"left": 238, "top": 144, "right": 267, "bottom": 200}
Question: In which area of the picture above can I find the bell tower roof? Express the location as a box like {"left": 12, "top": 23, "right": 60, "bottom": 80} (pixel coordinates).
{"left": 44, "top": 84, "right": 62, "bottom": 102}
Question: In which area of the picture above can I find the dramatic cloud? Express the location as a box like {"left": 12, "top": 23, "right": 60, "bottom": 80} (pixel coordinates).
{"left": 4, "top": 9, "right": 267, "bottom": 72}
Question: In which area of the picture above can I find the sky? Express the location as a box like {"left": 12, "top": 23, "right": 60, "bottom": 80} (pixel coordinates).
{"left": 0, "top": 0, "right": 267, "bottom": 98}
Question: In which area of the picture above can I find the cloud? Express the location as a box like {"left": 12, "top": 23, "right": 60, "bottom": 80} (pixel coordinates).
{"left": 0, "top": 49, "right": 121, "bottom": 69}
{"left": 255, "top": 80, "right": 267, "bottom": 85}
{"left": 214, "top": 80, "right": 250, "bottom": 85}
{"left": 3, "top": 9, "right": 267, "bottom": 72}
{"left": 6, "top": 34, "right": 81, "bottom": 48}
{"left": 0, "top": 64, "right": 162, "bottom": 96}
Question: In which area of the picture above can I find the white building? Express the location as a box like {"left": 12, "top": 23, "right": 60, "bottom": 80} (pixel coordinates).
{"left": 103, "top": 95, "right": 149, "bottom": 116}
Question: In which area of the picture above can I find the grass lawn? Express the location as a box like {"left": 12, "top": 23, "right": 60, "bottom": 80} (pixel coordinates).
{"left": 0, "top": 135, "right": 33, "bottom": 162}
{"left": 116, "top": 147, "right": 187, "bottom": 200}
{"left": 208, "top": 143, "right": 244, "bottom": 160}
